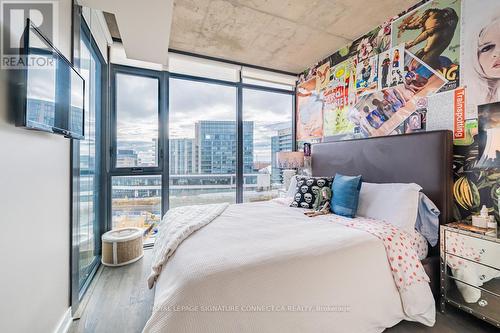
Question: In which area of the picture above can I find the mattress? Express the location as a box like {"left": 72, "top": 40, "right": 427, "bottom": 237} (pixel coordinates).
{"left": 143, "top": 200, "right": 435, "bottom": 333}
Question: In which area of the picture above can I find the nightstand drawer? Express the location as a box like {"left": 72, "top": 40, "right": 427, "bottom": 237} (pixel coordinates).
{"left": 444, "top": 274, "right": 500, "bottom": 326}
{"left": 445, "top": 230, "right": 500, "bottom": 270}
{"left": 445, "top": 253, "right": 500, "bottom": 297}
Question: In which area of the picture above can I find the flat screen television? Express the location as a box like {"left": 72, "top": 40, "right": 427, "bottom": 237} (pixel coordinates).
{"left": 14, "top": 19, "right": 85, "bottom": 139}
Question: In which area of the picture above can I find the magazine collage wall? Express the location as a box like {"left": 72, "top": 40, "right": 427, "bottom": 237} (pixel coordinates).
{"left": 296, "top": 0, "right": 500, "bottom": 222}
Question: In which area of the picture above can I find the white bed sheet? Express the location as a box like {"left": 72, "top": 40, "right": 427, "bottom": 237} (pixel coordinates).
{"left": 144, "top": 201, "right": 435, "bottom": 333}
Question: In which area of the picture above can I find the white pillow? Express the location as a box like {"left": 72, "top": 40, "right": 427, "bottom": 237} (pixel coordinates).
{"left": 285, "top": 175, "right": 298, "bottom": 198}
{"left": 356, "top": 182, "right": 422, "bottom": 233}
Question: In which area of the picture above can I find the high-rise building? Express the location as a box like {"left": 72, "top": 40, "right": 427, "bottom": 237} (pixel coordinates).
{"left": 117, "top": 149, "right": 138, "bottom": 166}
{"left": 271, "top": 127, "right": 292, "bottom": 184}
{"left": 195, "top": 120, "right": 253, "bottom": 174}
{"left": 169, "top": 138, "right": 197, "bottom": 174}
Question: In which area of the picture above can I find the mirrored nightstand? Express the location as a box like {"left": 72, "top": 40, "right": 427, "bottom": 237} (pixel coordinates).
{"left": 440, "top": 223, "right": 500, "bottom": 329}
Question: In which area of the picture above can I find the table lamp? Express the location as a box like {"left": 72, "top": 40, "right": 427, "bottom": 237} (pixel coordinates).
{"left": 276, "top": 151, "right": 304, "bottom": 190}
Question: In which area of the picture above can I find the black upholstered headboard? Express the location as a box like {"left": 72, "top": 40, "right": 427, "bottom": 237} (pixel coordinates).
{"left": 311, "top": 130, "right": 453, "bottom": 226}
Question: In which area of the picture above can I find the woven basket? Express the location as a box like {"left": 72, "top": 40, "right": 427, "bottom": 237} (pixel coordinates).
{"left": 101, "top": 228, "right": 144, "bottom": 267}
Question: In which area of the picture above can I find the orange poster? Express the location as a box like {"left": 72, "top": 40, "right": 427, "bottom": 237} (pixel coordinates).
{"left": 454, "top": 87, "right": 466, "bottom": 140}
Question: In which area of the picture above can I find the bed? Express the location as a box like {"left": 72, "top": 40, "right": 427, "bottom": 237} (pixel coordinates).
{"left": 143, "top": 130, "right": 453, "bottom": 333}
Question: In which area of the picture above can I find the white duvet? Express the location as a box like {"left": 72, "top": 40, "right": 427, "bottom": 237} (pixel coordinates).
{"left": 143, "top": 201, "right": 435, "bottom": 333}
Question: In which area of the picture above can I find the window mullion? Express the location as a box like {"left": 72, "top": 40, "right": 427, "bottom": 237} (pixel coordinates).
{"left": 161, "top": 71, "right": 169, "bottom": 214}
{"left": 236, "top": 83, "right": 243, "bottom": 203}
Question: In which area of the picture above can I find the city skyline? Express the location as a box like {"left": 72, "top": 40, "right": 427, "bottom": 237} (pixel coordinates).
{"left": 118, "top": 124, "right": 292, "bottom": 168}
{"left": 116, "top": 76, "right": 293, "bottom": 167}
{"left": 118, "top": 120, "right": 292, "bottom": 171}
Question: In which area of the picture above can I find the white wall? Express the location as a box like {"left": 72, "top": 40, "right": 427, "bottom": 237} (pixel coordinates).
{"left": 0, "top": 1, "right": 72, "bottom": 332}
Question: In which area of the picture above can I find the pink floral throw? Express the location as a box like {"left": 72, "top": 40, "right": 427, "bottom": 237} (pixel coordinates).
{"left": 328, "top": 215, "right": 430, "bottom": 291}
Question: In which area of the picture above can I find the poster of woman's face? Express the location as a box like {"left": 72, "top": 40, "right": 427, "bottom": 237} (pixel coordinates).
{"left": 462, "top": 0, "right": 500, "bottom": 119}
{"left": 478, "top": 24, "right": 500, "bottom": 81}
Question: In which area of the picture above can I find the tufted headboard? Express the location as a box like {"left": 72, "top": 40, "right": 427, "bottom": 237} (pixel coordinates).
{"left": 311, "top": 130, "right": 453, "bottom": 227}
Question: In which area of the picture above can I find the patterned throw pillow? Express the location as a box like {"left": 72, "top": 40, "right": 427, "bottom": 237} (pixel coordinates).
{"left": 290, "top": 176, "right": 332, "bottom": 209}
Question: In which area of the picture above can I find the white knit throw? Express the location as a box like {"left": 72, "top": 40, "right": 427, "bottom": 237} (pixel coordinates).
{"left": 148, "top": 203, "right": 229, "bottom": 289}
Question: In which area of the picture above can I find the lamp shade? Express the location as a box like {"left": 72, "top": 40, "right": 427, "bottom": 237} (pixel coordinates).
{"left": 276, "top": 151, "right": 304, "bottom": 169}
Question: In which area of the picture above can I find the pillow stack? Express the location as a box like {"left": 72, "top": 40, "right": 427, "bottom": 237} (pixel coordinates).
{"left": 287, "top": 173, "right": 436, "bottom": 240}
{"left": 289, "top": 174, "right": 362, "bottom": 216}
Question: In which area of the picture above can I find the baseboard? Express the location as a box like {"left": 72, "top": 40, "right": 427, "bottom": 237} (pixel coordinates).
{"left": 54, "top": 308, "right": 72, "bottom": 333}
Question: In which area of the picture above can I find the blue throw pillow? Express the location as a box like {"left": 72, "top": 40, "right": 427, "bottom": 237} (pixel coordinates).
{"left": 331, "top": 174, "right": 362, "bottom": 218}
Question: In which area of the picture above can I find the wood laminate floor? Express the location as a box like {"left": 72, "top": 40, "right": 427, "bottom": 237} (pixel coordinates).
{"left": 69, "top": 249, "right": 498, "bottom": 333}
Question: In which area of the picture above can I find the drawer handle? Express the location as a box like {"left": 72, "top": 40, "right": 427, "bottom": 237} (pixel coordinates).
{"left": 478, "top": 299, "right": 488, "bottom": 307}
{"left": 480, "top": 274, "right": 486, "bottom": 281}
{"left": 479, "top": 249, "right": 486, "bottom": 255}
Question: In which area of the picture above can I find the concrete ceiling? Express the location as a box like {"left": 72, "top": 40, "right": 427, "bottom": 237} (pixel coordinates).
{"left": 169, "top": 0, "right": 419, "bottom": 73}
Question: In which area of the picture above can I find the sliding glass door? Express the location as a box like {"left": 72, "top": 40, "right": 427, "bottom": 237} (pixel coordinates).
{"left": 77, "top": 24, "right": 103, "bottom": 290}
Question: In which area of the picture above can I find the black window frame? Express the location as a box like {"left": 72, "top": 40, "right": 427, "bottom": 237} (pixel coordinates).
{"left": 240, "top": 85, "right": 296, "bottom": 200}
{"left": 110, "top": 64, "right": 166, "bottom": 174}
{"left": 168, "top": 72, "right": 240, "bottom": 203}
{"left": 70, "top": 5, "right": 107, "bottom": 314}
{"left": 107, "top": 61, "right": 296, "bottom": 235}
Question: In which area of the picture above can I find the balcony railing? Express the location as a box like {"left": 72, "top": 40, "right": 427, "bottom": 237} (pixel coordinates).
{"left": 110, "top": 173, "right": 284, "bottom": 244}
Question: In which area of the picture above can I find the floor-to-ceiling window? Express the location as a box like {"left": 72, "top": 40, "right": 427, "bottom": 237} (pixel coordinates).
{"left": 109, "top": 67, "right": 164, "bottom": 245}
{"left": 108, "top": 53, "right": 295, "bottom": 244}
{"left": 77, "top": 22, "right": 103, "bottom": 290}
{"left": 168, "top": 78, "right": 237, "bottom": 208}
{"left": 242, "top": 88, "right": 293, "bottom": 202}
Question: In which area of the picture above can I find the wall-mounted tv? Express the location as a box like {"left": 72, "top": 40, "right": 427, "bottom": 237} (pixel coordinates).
{"left": 13, "top": 19, "right": 85, "bottom": 139}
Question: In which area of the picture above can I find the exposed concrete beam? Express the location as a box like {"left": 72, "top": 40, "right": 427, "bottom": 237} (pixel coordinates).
{"left": 79, "top": 0, "right": 173, "bottom": 65}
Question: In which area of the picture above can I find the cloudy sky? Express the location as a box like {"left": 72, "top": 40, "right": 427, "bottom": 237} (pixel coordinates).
{"left": 116, "top": 76, "right": 293, "bottom": 164}
{"left": 242, "top": 88, "right": 292, "bottom": 162}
